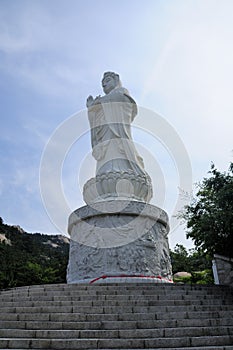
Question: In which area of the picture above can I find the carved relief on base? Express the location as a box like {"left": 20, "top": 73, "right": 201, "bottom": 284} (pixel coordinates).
{"left": 67, "top": 201, "right": 172, "bottom": 283}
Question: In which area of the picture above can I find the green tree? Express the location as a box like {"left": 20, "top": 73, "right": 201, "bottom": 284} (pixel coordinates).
{"left": 170, "top": 244, "right": 190, "bottom": 273}
{"left": 182, "top": 162, "right": 233, "bottom": 258}
{"left": 170, "top": 244, "right": 212, "bottom": 274}
{"left": 17, "top": 262, "right": 60, "bottom": 286}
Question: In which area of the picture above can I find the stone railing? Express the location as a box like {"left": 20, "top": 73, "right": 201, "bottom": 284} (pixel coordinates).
{"left": 212, "top": 254, "right": 233, "bottom": 287}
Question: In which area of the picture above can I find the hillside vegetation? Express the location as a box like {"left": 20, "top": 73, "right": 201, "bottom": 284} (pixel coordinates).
{"left": 0, "top": 217, "right": 69, "bottom": 289}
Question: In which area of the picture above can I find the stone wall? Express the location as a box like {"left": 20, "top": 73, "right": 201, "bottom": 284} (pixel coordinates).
{"left": 213, "top": 254, "right": 233, "bottom": 287}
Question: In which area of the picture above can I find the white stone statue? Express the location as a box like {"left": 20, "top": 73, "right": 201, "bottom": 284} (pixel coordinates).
{"left": 67, "top": 72, "right": 172, "bottom": 284}
{"left": 84, "top": 72, "right": 152, "bottom": 203}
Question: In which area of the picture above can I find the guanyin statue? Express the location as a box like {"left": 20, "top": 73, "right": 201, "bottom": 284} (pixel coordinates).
{"left": 84, "top": 72, "right": 152, "bottom": 204}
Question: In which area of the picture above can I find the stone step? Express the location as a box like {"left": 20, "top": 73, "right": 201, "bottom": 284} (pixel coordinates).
{"left": 1, "top": 310, "right": 232, "bottom": 322}
{"left": 1, "top": 317, "right": 232, "bottom": 330}
{"left": 0, "top": 348, "right": 233, "bottom": 350}
{"left": 117, "top": 310, "right": 233, "bottom": 321}
{"left": 0, "top": 326, "right": 233, "bottom": 339}
{"left": 0, "top": 284, "right": 232, "bottom": 349}
{"left": 1, "top": 304, "right": 232, "bottom": 314}
{"left": 2, "top": 284, "right": 231, "bottom": 295}
{"left": 1, "top": 298, "right": 232, "bottom": 307}
{"left": 4, "top": 294, "right": 230, "bottom": 304}
{"left": 3, "top": 293, "right": 230, "bottom": 301}
{"left": 3, "top": 286, "right": 230, "bottom": 294}
{"left": 16, "top": 283, "right": 230, "bottom": 289}
{"left": 0, "top": 335, "right": 233, "bottom": 349}
{"left": 1, "top": 293, "right": 232, "bottom": 303}
{"left": 0, "top": 347, "right": 233, "bottom": 350}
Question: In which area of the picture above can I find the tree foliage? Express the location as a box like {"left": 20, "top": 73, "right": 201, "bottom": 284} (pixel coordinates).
{"left": 182, "top": 163, "right": 233, "bottom": 258}
{"left": 170, "top": 244, "right": 213, "bottom": 284}
{"left": 170, "top": 244, "right": 212, "bottom": 274}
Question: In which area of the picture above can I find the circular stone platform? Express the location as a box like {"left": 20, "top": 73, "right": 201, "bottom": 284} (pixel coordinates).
{"left": 67, "top": 200, "right": 172, "bottom": 284}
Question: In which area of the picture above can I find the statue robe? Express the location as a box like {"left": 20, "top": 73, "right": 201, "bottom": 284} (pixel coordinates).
{"left": 87, "top": 87, "right": 146, "bottom": 177}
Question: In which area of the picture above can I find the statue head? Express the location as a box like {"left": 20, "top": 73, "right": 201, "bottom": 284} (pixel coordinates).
{"left": 102, "top": 71, "right": 122, "bottom": 94}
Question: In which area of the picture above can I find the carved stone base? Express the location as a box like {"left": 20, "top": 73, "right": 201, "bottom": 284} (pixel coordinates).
{"left": 66, "top": 200, "right": 172, "bottom": 283}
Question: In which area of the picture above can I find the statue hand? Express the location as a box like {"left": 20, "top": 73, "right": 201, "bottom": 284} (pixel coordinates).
{"left": 86, "top": 95, "right": 94, "bottom": 108}
{"left": 94, "top": 95, "right": 101, "bottom": 103}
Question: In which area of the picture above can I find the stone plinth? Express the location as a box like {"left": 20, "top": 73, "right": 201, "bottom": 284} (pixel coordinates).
{"left": 213, "top": 254, "right": 233, "bottom": 287}
{"left": 67, "top": 200, "right": 172, "bottom": 284}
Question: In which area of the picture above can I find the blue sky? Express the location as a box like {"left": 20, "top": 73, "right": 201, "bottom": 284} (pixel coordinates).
{"left": 0, "top": 0, "right": 233, "bottom": 249}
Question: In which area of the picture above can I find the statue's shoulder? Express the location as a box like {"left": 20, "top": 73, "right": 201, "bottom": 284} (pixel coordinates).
{"left": 111, "top": 87, "right": 136, "bottom": 103}
{"left": 114, "top": 87, "right": 129, "bottom": 94}
{"left": 108, "top": 87, "right": 137, "bottom": 117}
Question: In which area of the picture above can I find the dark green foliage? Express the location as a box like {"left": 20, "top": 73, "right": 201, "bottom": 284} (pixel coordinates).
{"left": 170, "top": 244, "right": 212, "bottom": 274}
{"left": 189, "top": 270, "right": 214, "bottom": 285}
{"left": 170, "top": 244, "right": 190, "bottom": 273}
{"left": 181, "top": 163, "right": 233, "bottom": 258}
{"left": 170, "top": 244, "right": 214, "bottom": 284}
{"left": 0, "top": 218, "right": 69, "bottom": 289}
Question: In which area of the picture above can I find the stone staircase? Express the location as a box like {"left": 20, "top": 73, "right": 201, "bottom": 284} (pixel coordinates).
{"left": 0, "top": 283, "right": 232, "bottom": 349}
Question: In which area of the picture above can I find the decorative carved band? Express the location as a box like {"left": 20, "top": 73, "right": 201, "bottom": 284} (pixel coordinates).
{"left": 68, "top": 200, "right": 169, "bottom": 236}
{"left": 83, "top": 170, "right": 153, "bottom": 204}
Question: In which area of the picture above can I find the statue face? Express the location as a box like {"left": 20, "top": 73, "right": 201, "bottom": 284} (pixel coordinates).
{"left": 102, "top": 75, "right": 116, "bottom": 94}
